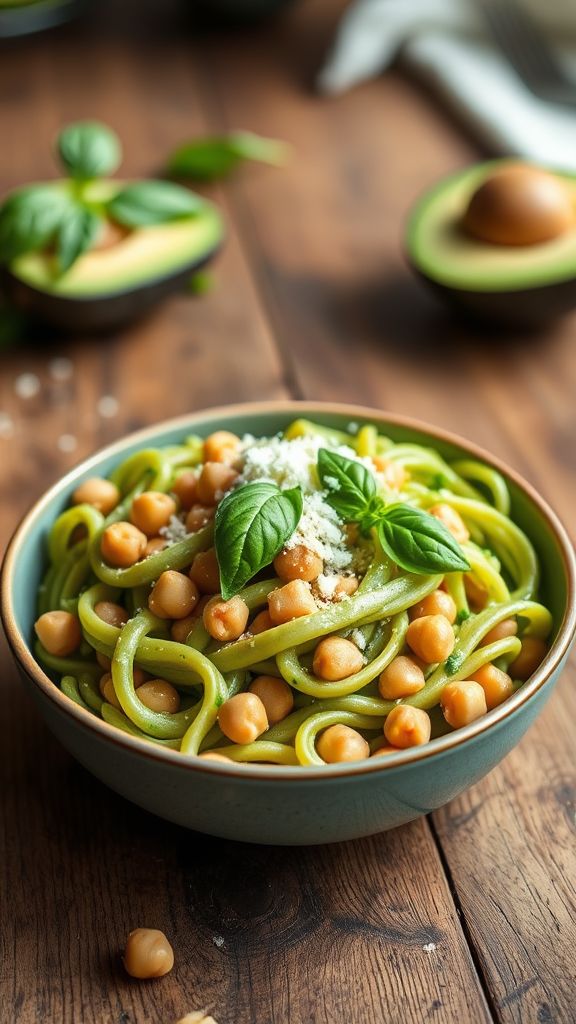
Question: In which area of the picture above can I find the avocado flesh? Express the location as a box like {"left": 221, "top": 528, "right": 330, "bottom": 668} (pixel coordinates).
{"left": 9, "top": 179, "right": 222, "bottom": 298}
{"left": 407, "top": 161, "right": 576, "bottom": 293}
{"left": 3, "top": 179, "right": 223, "bottom": 330}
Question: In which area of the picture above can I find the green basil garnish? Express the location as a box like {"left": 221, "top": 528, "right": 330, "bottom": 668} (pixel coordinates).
{"left": 317, "top": 448, "right": 469, "bottom": 575}
{"left": 57, "top": 121, "right": 121, "bottom": 181}
{"left": 317, "top": 447, "right": 375, "bottom": 521}
{"left": 168, "top": 130, "right": 289, "bottom": 181}
{"left": 56, "top": 205, "right": 101, "bottom": 273}
{"left": 0, "top": 186, "right": 72, "bottom": 262}
{"left": 377, "top": 505, "right": 470, "bottom": 575}
{"left": 215, "top": 482, "right": 303, "bottom": 600}
{"left": 108, "top": 180, "right": 204, "bottom": 227}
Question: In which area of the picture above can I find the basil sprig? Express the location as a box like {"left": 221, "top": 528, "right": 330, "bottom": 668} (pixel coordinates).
{"left": 108, "top": 181, "right": 204, "bottom": 228}
{"left": 318, "top": 448, "right": 469, "bottom": 575}
{"left": 215, "top": 482, "right": 303, "bottom": 600}
{"left": 0, "top": 186, "right": 74, "bottom": 262}
{"left": 0, "top": 120, "right": 207, "bottom": 275}
{"left": 168, "top": 130, "right": 289, "bottom": 181}
{"left": 57, "top": 121, "right": 121, "bottom": 181}
{"left": 56, "top": 205, "right": 102, "bottom": 273}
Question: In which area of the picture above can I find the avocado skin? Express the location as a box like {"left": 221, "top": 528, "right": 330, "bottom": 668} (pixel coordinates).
{"left": 412, "top": 267, "right": 576, "bottom": 329}
{"left": 2, "top": 248, "right": 219, "bottom": 332}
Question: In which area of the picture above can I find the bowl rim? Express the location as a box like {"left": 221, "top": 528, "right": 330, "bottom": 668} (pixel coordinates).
{"left": 2, "top": 399, "right": 575, "bottom": 781}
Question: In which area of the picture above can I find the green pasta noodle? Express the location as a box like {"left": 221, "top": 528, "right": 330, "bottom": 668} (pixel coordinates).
{"left": 33, "top": 418, "right": 553, "bottom": 768}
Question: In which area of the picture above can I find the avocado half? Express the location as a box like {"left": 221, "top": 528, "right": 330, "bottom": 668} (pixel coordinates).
{"left": 406, "top": 161, "right": 576, "bottom": 328}
{"left": 2, "top": 180, "right": 224, "bottom": 331}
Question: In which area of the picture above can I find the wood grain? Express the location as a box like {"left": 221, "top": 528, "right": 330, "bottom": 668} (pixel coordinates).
{"left": 0, "top": 0, "right": 574, "bottom": 1022}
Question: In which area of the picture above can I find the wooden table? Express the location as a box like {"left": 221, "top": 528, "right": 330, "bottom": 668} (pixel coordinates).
{"left": 1, "top": 2, "right": 575, "bottom": 1021}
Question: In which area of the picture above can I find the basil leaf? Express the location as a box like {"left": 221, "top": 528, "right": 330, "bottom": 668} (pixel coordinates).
{"left": 215, "top": 482, "right": 303, "bottom": 600}
{"left": 317, "top": 447, "right": 376, "bottom": 521}
{"left": 377, "top": 504, "right": 470, "bottom": 575}
{"left": 108, "top": 180, "right": 204, "bottom": 227}
{"left": 57, "top": 121, "right": 121, "bottom": 180}
{"left": 168, "top": 130, "right": 289, "bottom": 181}
{"left": 56, "top": 205, "right": 101, "bottom": 273}
{"left": 0, "top": 186, "right": 73, "bottom": 263}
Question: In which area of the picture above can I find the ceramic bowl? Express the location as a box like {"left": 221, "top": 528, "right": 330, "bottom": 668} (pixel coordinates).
{"left": 2, "top": 402, "right": 575, "bottom": 845}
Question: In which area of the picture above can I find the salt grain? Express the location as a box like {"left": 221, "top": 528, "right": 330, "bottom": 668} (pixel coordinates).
{"left": 49, "top": 357, "right": 73, "bottom": 381}
{"left": 14, "top": 372, "right": 41, "bottom": 399}
{"left": 0, "top": 412, "right": 14, "bottom": 439}
{"left": 212, "top": 935, "right": 225, "bottom": 948}
{"left": 57, "top": 434, "right": 78, "bottom": 453}
{"left": 97, "top": 394, "right": 119, "bottom": 418}
{"left": 423, "top": 943, "right": 437, "bottom": 953}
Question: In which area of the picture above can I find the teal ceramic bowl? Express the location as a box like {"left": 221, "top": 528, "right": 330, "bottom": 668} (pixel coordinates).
{"left": 2, "top": 402, "right": 575, "bottom": 845}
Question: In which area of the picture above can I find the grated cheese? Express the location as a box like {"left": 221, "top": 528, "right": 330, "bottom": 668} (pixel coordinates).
{"left": 160, "top": 514, "right": 190, "bottom": 545}
{"left": 236, "top": 433, "right": 373, "bottom": 575}
{"left": 350, "top": 628, "right": 367, "bottom": 651}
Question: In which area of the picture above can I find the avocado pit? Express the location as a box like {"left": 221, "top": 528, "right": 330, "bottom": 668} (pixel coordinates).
{"left": 462, "top": 164, "right": 574, "bottom": 247}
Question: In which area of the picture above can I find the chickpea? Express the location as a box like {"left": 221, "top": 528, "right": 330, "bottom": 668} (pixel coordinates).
{"left": 334, "top": 575, "right": 359, "bottom": 599}
{"left": 101, "top": 521, "right": 147, "bottom": 568}
{"left": 99, "top": 673, "right": 120, "bottom": 709}
{"left": 130, "top": 491, "right": 177, "bottom": 538}
{"left": 273, "top": 544, "right": 323, "bottom": 583}
{"left": 464, "top": 574, "right": 489, "bottom": 611}
{"left": 148, "top": 571, "right": 199, "bottom": 620}
{"left": 95, "top": 600, "right": 128, "bottom": 629}
{"left": 34, "top": 610, "right": 82, "bottom": 657}
{"left": 371, "top": 744, "right": 400, "bottom": 757}
{"left": 470, "top": 664, "right": 514, "bottom": 710}
{"left": 248, "top": 675, "right": 294, "bottom": 725}
{"left": 170, "top": 614, "right": 196, "bottom": 644}
{"left": 268, "top": 580, "right": 317, "bottom": 625}
{"left": 372, "top": 456, "right": 407, "bottom": 490}
{"left": 384, "top": 705, "right": 431, "bottom": 748}
{"left": 203, "top": 430, "right": 241, "bottom": 465}
{"left": 189, "top": 548, "right": 220, "bottom": 594}
{"left": 218, "top": 692, "right": 268, "bottom": 744}
{"left": 96, "top": 651, "right": 112, "bottom": 671}
{"left": 196, "top": 462, "right": 238, "bottom": 505}
{"left": 406, "top": 614, "right": 455, "bottom": 663}
{"left": 72, "top": 477, "right": 119, "bottom": 515}
{"left": 203, "top": 595, "right": 249, "bottom": 642}
{"left": 197, "top": 752, "right": 233, "bottom": 763}
{"left": 312, "top": 636, "right": 364, "bottom": 681}
{"left": 409, "top": 589, "right": 457, "bottom": 625}
{"left": 317, "top": 724, "right": 370, "bottom": 763}
{"left": 509, "top": 636, "right": 547, "bottom": 681}
{"left": 185, "top": 504, "right": 215, "bottom": 533}
{"left": 123, "top": 928, "right": 174, "bottom": 979}
{"left": 138, "top": 679, "right": 181, "bottom": 714}
{"left": 441, "top": 680, "right": 487, "bottom": 728}
{"left": 249, "top": 610, "right": 273, "bottom": 634}
{"left": 481, "top": 617, "right": 518, "bottom": 647}
{"left": 428, "top": 503, "right": 469, "bottom": 544}
{"left": 378, "top": 656, "right": 426, "bottom": 700}
{"left": 101, "top": 670, "right": 145, "bottom": 706}
{"left": 170, "top": 597, "right": 210, "bottom": 643}
{"left": 144, "top": 537, "right": 167, "bottom": 558}
{"left": 171, "top": 470, "right": 199, "bottom": 510}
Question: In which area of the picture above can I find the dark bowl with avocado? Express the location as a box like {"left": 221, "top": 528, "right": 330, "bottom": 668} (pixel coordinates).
{"left": 2, "top": 179, "right": 223, "bottom": 332}
{"left": 406, "top": 160, "right": 576, "bottom": 328}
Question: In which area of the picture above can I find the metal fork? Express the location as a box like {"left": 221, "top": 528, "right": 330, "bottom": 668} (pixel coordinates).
{"left": 474, "top": 0, "right": 576, "bottom": 107}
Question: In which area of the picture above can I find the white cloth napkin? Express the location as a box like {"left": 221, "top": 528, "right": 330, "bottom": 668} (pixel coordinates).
{"left": 318, "top": 0, "right": 576, "bottom": 170}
